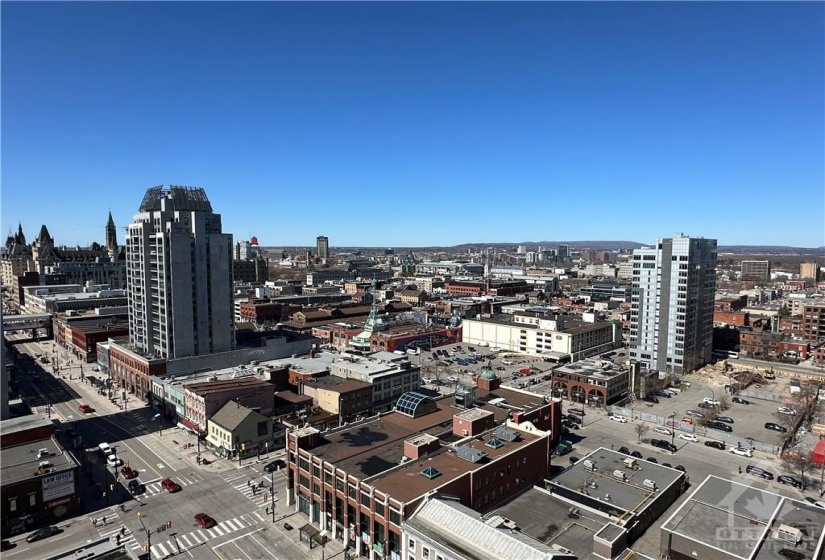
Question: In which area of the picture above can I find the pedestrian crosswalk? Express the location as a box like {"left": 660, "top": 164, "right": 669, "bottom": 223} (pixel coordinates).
{"left": 149, "top": 514, "right": 262, "bottom": 558}
{"left": 142, "top": 472, "right": 203, "bottom": 496}
{"left": 232, "top": 477, "right": 280, "bottom": 507}
{"left": 97, "top": 521, "right": 140, "bottom": 552}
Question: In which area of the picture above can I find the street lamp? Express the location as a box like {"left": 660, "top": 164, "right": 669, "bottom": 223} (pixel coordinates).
{"left": 670, "top": 412, "right": 676, "bottom": 453}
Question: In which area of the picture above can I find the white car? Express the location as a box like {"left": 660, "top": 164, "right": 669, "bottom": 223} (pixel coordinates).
{"left": 653, "top": 427, "right": 673, "bottom": 436}
{"left": 446, "top": 375, "right": 459, "bottom": 383}
{"left": 106, "top": 454, "right": 123, "bottom": 468}
{"left": 679, "top": 434, "right": 699, "bottom": 443}
{"left": 98, "top": 442, "right": 112, "bottom": 455}
{"left": 501, "top": 359, "right": 513, "bottom": 365}
{"left": 490, "top": 347, "right": 502, "bottom": 352}
{"left": 421, "top": 377, "right": 435, "bottom": 384}
{"left": 777, "top": 406, "right": 796, "bottom": 416}
{"left": 729, "top": 447, "right": 753, "bottom": 457}
{"left": 702, "top": 397, "right": 721, "bottom": 406}
{"left": 609, "top": 415, "right": 628, "bottom": 423}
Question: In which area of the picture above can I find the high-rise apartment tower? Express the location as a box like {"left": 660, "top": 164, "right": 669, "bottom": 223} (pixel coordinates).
{"left": 316, "top": 235, "right": 329, "bottom": 262}
{"left": 126, "top": 186, "right": 234, "bottom": 359}
{"left": 629, "top": 234, "right": 717, "bottom": 375}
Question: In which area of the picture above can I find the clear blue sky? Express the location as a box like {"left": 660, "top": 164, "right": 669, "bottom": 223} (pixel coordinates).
{"left": 2, "top": 2, "right": 823, "bottom": 248}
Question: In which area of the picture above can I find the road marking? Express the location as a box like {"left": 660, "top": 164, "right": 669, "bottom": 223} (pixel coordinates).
{"left": 249, "top": 533, "right": 280, "bottom": 559}
{"left": 212, "top": 527, "right": 265, "bottom": 548}
{"left": 254, "top": 512, "right": 265, "bottom": 522}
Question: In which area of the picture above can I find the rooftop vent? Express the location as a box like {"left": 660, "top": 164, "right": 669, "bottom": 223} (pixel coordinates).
{"left": 456, "top": 446, "right": 488, "bottom": 464}
{"left": 493, "top": 427, "right": 519, "bottom": 442}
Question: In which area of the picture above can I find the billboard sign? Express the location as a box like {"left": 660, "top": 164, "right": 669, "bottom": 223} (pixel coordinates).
{"left": 42, "top": 471, "right": 75, "bottom": 502}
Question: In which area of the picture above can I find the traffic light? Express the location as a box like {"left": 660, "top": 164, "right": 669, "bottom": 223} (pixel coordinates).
{"left": 166, "top": 521, "right": 172, "bottom": 529}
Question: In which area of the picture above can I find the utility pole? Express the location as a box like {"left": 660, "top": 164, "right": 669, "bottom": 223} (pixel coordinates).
{"left": 270, "top": 469, "right": 276, "bottom": 522}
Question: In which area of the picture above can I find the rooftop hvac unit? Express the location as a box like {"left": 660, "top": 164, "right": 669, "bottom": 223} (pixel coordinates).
{"left": 612, "top": 470, "right": 627, "bottom": 481}
{"left": 582, "top": 460, "right": 596, "bottom": 471}
{"left": 643, "top": 479, "right": 657, "bottom": 490}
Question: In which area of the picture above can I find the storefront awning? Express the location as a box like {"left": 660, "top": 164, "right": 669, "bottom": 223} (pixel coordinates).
{"left": 178, "top": 419, "right": 204, "bottom": 435}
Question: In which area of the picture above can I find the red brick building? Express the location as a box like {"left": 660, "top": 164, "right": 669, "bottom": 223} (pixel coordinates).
{"left": 285, "top": 379, "right": 561, "bottom": 558}
{"left": 713, "top": 311, "right": 748, "bottom": 327}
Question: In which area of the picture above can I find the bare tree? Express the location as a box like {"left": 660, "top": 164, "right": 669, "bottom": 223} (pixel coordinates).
{"left": 634, "top": 423, "right": 649, "bottom": 443}
{"left": 698, "top": 407, "right": 717, "bottom": 427}
{"left": 718, "top": 394, "right": 731, "bottom": 412}
{"left": 782, "top": 452, "right": 818, "bottom": 490}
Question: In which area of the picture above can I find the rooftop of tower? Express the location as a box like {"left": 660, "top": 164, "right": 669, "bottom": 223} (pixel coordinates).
{"left": 138, "top": 185, "right": 213, "bottom": 213}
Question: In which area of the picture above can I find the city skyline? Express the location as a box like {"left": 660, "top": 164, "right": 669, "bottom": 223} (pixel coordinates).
{"left": 2, "top": 2, "right": 823, "bottom": 248}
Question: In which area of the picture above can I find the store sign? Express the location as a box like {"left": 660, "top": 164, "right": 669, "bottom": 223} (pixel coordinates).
{"left": 42, "top": 471, "right": 75, "bottom": 502}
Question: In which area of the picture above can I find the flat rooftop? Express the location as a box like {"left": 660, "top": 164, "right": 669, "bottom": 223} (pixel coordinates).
{"left": 549, "top": 448, "right": 685, "bottom": 517}
{"left": 1, "top": 436, "right": 77, "bottom": 486}
{"left": 662, "top": 475, "right": 825, "bottom": 560}
{"left": 493, "top": 487, "right": 605, "bottom": 559}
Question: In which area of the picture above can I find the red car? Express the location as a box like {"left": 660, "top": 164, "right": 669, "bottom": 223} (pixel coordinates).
{"left": 78, "top": 404, "right": 93, "bottom": 413}
{"left": 161, "top": 478, "right": 182, "bottom": 493}
{"left": 518, "top": 368, "right": 531, "bottom": 375}
{"left": 194, "top": 513, "right": 216, "bottom": 528}
{"left": 120, "top": 467, "right": 139, "bottom": 480}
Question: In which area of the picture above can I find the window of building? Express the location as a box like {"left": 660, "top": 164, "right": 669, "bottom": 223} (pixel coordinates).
{"left": 360, "top": 493, "right": 371, "bottom": 507}
{"left": 313, "top": 464, "right": 321, "bottom": 478}
{"left": 423, "top": 548, "right": 430, "bottom": 559}
{"left": 300, "top": 475, "right": 310, "bottom": 489}
{"left": 299, "top": 457, "right": 309, "bottom": 472}
{"left": 375, "top": 502, "right": 385, "bottom": 517}
{"left": 28, "top": 493, "right": 36, "bottom": 507}
{"left": 409, "top": 539, "right": 415, "bottom": 551}
{"left": 390, "top": 509, "right": 401, "bottom": 525}
{"left": 9, "top": 498, "right": 16, "bottom": 512}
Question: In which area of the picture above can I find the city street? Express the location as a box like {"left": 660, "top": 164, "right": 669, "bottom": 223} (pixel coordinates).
{"left": 4, "top": 335, "right": 346, "bottom": 560}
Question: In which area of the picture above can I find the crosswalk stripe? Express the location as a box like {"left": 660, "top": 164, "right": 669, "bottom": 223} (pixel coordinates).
{"left": 152, "top": 542, "right": 169, "bottom": 558}
{"left": 196, "top": 529, "right": 208, "bottom": 541}
{"left": 180, "top": 534, "right": 193, "bottom": 546}
{"left": 254, "top": 512, "right": 265, "bottom": 522}
{"left": 221, "top": 519, "right": 239, "bottom": 531}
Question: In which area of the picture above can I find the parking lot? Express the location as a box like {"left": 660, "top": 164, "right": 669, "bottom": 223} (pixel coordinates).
{"left": 626, "top": 378, "right": 795, "bottom": 449}
{"left": 419, "top": 342, "right": 552, "bottom": 389}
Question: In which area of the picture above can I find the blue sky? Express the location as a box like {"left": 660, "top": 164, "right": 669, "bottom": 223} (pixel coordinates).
{"left": 2, "top": 2, "right": 823, "bottom": 248}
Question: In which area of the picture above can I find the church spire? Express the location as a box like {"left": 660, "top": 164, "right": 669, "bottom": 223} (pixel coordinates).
{"left": 105, "top": 210, "right": 118, "bottom": 252}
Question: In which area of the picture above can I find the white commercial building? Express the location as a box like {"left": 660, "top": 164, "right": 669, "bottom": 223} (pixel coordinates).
{"left": 126, "top": 186, "right": 234, "bottom": 359}
{"left": 628, "top": 234, "right": 716, "bottom": 375}
{"left": 461, "top": 313, "right": 620, "bottom": 362}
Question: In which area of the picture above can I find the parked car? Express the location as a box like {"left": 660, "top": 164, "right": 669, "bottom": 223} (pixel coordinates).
{"left": 194, "top": 513, "right": 216, "bottom": 528}
{"left": 78, "top": 404, "right": 93, "bottom": 413}
{"left": 729, "top": 447, "right": 753, "bottom": 457}
{"left": 697, "top": 402, "right": 716, "bottom": 409}
{"left": 765, "top": 422, "right": 788, "bottom": 433}
{"left": 703, "top": 397, "right": 721, "bottom": 406}
{"left": 283, "top": 522, "right": 294, "bottom": 530}
{"left": 565, "top": 414, "right": 581, "bottom": 424}
{"left": 653, "top": 427, "right": 672, "bottom": 436}
{"left": 518, "top": 368, "right": 531, "bottom": 375}
{"left": 746, "top": 465, "right": 774, "bottom": 480}
{"left": 777, "top": 475, "right": 803, "bottom": 489}
{"left": 803, "top": 497, "right": 825, "bottom": 508}
{"left": 644, "top": 396, "right": 660, "bottom": 404}
{"left": 120, "top": 466, "right": 139, "bottom": 479}
{"left": 609, "top": 415, "right": 628, "bottom": 423}
{"left": 777, "top": 550, "right": 806, "bottom": 560}
{"left": 685, "top": 410, "right": 703, "bottom": 418}
{"left": 777, "top": 406, "right": 796, "bottom": 416}
{"left": 447, "top": 375, "right": 459, "bottom": 383}
{"left": 568, "top": 409, "right": 585, "bottom": 416}
{"left": 617, "top": 446, "right": 630, "bottom": 455}
{"left": 714, "top": 416, "right": 734, "bottom": 424}
{"left": 106, "top": 455, "right": 123, "bottom": 468}
{"left": 674, "top": 465, "right": 686, "bottom": 472}
{"left": 128, "top": 480, "right": 145, "bottom": 495}
{"left": 0, "top": 539, "right": 14, "bottom": 551}
{"left": 731, "top": 396, "right": 750, "bottom": 405}
{"left": 568, "top": 456, "right": 580, "bottom": 465}
{"left": 161, "top": 478, "right": 182, "bottom": 493}
{"left": 704, "top": 441, "right": 725, "bottom": 450}
{"left": 98, "top": 442, "right": 113, "bottom": 455}
{"left": 646, "top": 457, "right": 658, "bottom": 464}
{"left": 264, "top": 459, "right": 286, "bottom": 473}
{"left": 707, "top": 421, "right": 733, "bottom": 433}
{"left": 26, "top": 526, "right": 60, "bottom": 543}
{"left": 679, "top": 434, "right": 699, "bottom": 442}
{"left": 501, "top": 360, "right": 513, "bottom": 365}
{"left": 630, "top": 450, "right": 643, "bottom": 459}
{"left": 656, "top": 391, "right": 672, "bottom": 398}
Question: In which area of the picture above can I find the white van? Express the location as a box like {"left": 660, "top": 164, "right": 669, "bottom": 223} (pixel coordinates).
{"left": 99, "top": 442, "right": 112, "bottom": 455}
